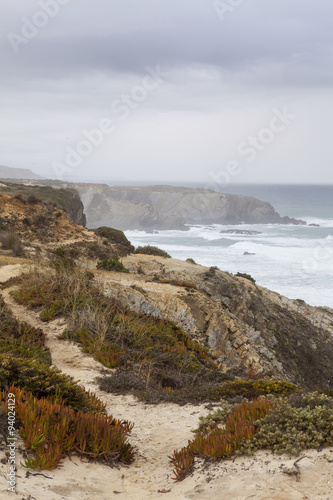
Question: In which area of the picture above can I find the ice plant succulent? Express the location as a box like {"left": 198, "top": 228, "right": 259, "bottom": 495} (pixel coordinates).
{"left": 0, "top": 385, "right": 135, "bottom": 470}
{"left": 169, "top": 397, "right": 275, "bottom": 481}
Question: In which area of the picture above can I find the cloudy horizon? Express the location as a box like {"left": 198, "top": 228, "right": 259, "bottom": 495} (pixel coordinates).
{"left": 1, "top": 0, "right": 333, "bottom": 186}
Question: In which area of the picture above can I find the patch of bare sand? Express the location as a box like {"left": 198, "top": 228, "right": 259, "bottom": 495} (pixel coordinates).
{"left": 0, "top": 263, "right": 29, "bottom": 282}
{"left": 0, "top": 264, "right": 332, "bottom": 500}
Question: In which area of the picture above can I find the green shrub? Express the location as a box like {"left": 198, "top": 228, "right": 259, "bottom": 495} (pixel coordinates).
{"left": 54, "top": 248, "right": 66, "bottom": 258}
{"left": 134, "top": 245, "right": 171, "bottom": 258}
{"left": 236, "top": 272, "right": 256, "bottom": 283}
{"left": 51, "top": 249, "right": 77, "bottom": 272}
{"left": 26, "top": 195, "right": 42, "bottom": 205}
{"left": 186, "top": 258, "right": 196, "bottom": 265}
{"left": 12, "top": 194, "right": 26, "bottom": 203}
{"left": 239, "top": 392, "right": 333, "bottom": 456}
{"left": 171, "top": 392, "right": 333, "bottom": 480}
{"left": 181, "top": 391, "right": 333, "bottom": 482}
{"left": 95, "top": 227, "right": 133, "bottom": 253}
{"left": 96, "top": 258, "right": 129, "bottom": 273}
{"left": 0, "top": 354, "right": 105, "bottom": 413}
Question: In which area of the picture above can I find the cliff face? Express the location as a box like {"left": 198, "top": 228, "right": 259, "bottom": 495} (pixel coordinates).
{"left": 0, "top": 182, "right": 86, "bottom": 227}
{"left": 97, "top": 254, "right": 333, "bottom": 392}
{"left": 0, "top": 189, "right": 131, "bottom": 259}
{"left": 5, "top": 181, "right": 305, "bottom": 230}
{"left": 75, "top": 185, "right": 304, "bottom": 230}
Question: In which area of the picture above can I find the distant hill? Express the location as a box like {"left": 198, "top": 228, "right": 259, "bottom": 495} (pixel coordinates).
{"left": 0, "top": 164, "right": 43, "bottom": 180}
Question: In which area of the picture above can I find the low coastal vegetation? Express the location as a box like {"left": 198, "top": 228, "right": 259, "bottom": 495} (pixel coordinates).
{"left": 134, "top": 245, "right": 171, "bottom": 258}
{"left": 96, "top": 258, "right": 129, "bottom": 273}
{"left": 170, "top": 397, "right": 275, "bottom": 481}
{"left": 1, "top": 261, "right": 332, "bottom": 476}
{"left": 235, "top": 272, "right": 256, "bottom": 283}
{"left": 0, "top": 296, "right": 135, "bottom": 469}
{"left": 94, "top": 226, "right": 134, "bottom": 254}
{"left": 0, "top": 230, "right": 24, "bottom": 256}
{"left": 0, "top": 385, "right": 135, "bottom": 469}
{"left": 186, "top": 258, "right": 197, "bottom": 264}
{"left": 0, "top": 296, "right": 51, "bottom": 366}
{"left": 170, "top": 391, "right": 333, "bottom": 481}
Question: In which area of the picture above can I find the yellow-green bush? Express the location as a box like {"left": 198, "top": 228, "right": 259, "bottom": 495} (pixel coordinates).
{"left": 239, "top": 392, "right": 333, "bottom": 456}
{"left": 205, "top": 380, "right": 298, "bottom": 401}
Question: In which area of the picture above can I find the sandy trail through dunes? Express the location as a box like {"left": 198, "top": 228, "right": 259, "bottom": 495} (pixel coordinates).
{"left": 0, "top": 264, "right": 332, "bottom": 500}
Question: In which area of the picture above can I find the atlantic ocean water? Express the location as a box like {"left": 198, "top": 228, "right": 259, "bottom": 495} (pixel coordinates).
{"left": 124, "top": 184, "right": 333, "bottom": 308}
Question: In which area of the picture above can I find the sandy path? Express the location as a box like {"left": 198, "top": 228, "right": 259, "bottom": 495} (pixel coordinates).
{"left": 0, "top": 270, "right": 211, "bottom": 499}
{"left": 0, "top": 263, "right": 29, "bottom": 283}
{"left": 0, "top": 264, "right": 332, "bottom": 500}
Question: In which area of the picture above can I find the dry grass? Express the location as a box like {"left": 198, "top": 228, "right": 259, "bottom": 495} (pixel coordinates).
{"left": 0, "top": 230, "right": 24, "bottom": 256}
{"left": 0, "top": 255, "right": 29, "bottom": 266}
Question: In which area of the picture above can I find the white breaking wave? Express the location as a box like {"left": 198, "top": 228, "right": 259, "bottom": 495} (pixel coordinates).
{"left": 124, "top": 219, "right": 333, "bottom": 307}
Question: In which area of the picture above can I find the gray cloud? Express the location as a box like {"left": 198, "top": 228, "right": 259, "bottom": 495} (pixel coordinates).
{"left": 3, "top": 0, "right": 333, "bottom": 83}
{"left": 1, "top": 0, "right": 333, "bottom": 184}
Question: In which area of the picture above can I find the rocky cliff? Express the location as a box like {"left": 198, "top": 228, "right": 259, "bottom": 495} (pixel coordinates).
{"left": 97, "top": 254, "right": 333, "bottom": 392}
{"left": 74, "top": 184, "right": 305, "bottom": 230}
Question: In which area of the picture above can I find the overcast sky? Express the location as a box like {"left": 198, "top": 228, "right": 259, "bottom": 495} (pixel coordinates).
{"left": 1, "top": 0, "right": 333, "bottom": 185}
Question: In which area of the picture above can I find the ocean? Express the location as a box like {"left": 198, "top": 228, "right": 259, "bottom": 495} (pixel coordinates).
{"left": 124, "top": 184, "right": 333, "bottom": 308}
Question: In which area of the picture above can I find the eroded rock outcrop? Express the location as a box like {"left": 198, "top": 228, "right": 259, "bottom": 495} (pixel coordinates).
{"left": 96, "top": 254, "right": 333, "bottom": 391}
{"left": 74, "top": 185, "right": 305, "bottom": 230}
